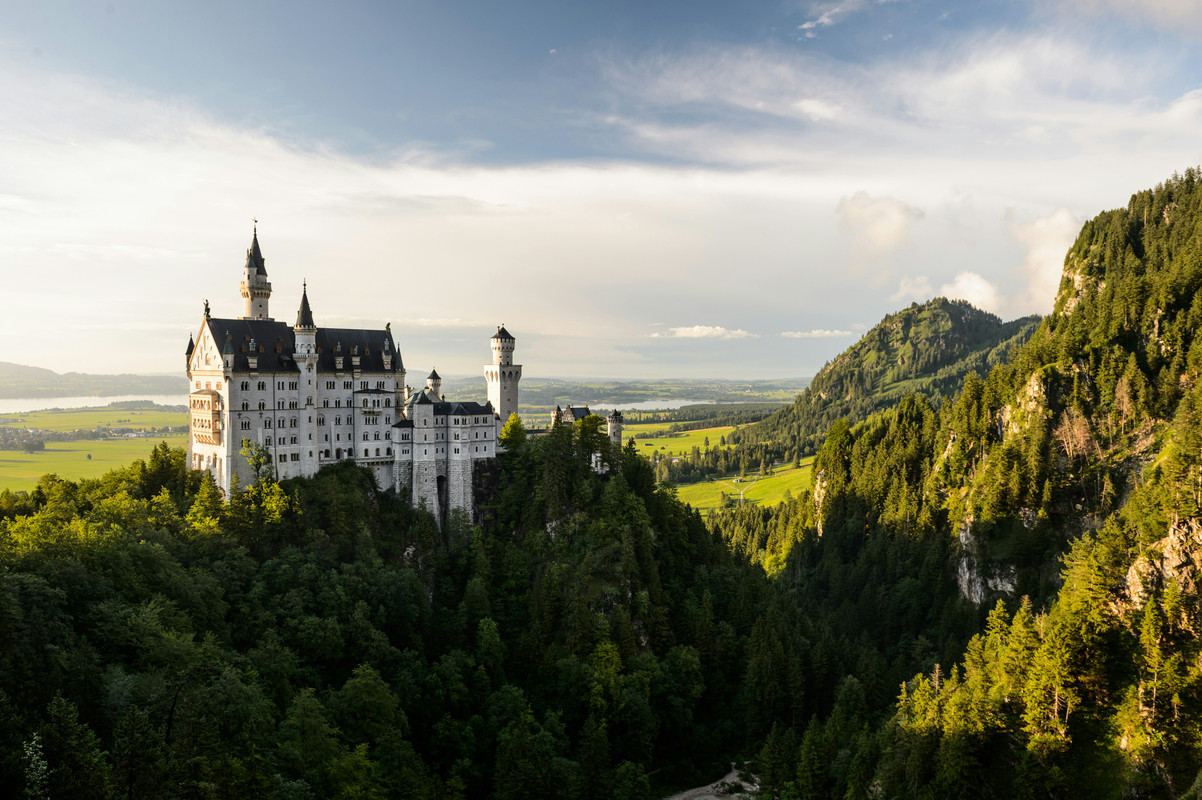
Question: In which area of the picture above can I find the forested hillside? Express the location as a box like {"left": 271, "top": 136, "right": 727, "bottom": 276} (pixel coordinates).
{"left": 709, "top": 168, "right": 1202, "bottom": 797}
{"left": 728, "top": 298, "right": 1038, "bottom": 459}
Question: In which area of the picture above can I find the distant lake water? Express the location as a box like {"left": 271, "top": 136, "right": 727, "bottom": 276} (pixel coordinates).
{"left": 598, "top": 399, "right": 716, "bottom": 412}
{"left": 0, "top": 395, "right": 189, "bottom": 414}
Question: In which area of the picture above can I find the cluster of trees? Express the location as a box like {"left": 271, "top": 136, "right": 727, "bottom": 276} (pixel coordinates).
{"left": 645, "top": 438, "right": 791, "bottom": 486}
{"left": 0, "top": 422, "right": 826, "bottom": 798}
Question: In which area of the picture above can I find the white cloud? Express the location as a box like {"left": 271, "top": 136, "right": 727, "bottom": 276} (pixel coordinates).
{"left": 799, "top": 0, "right": 905, "bottom": 34}
{"left": 889, "top": 275, "right": 934, "bottom": 303}
{"left": 652, "top": 326, "right": 758, "bottom": 339}
{"left": 1006, "top": 207, "right": 1081, "bottom": 315}
{"left": 1057, "top": 0, "right": 1202, "bottom": 32}
{"left": 780, "top": 329, "right": 853, "bottom": 338}
{"left": 939, "top": 272, "right": 1001, "bottom": 314}
{"left": 837, "top": 192, "right": 924, "bottom": 259}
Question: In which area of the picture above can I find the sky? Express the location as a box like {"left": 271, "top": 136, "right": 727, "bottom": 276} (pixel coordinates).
{"left": 2, "top": 0, "right": 1202, "bottom": 381}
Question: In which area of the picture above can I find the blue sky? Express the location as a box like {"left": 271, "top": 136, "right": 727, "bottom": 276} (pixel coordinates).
{"left": 2, "top": 0, "right": 1202, "bottom": 380}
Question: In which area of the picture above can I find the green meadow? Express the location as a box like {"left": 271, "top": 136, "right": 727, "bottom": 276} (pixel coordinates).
{"left": 0, "top": 405, "right": 187, "bottom": 433}
{"left": 0, "top": 436, "right": 190, "bottom": 493}
{"left": 622, "top": 420, "right": 813, "bottom": 514}
{"left": 674, "top": 459, "right": 814, "bottom": 514}
{"left": 623, "top": 424, "right": 737, "bottom": 456}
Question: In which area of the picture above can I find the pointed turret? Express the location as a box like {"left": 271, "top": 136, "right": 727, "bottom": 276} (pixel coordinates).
{"left": 426, "top": 368, "right": 442, "bottom": 399}
{"left": 239, "top": 223, "right": 273, "bottom": 320}
{"left": 295, "top": 281, "right": 315, "bottom": 329}
{"left": 485, "top": 324, "right": 521, "bottom": 423}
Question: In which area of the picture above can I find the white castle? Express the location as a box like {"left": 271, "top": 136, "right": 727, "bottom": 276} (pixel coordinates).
{"left": 185, "top": 228, "right": 521, "bottom": 523}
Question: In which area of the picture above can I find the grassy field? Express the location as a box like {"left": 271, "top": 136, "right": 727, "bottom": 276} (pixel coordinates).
{"left": 674, "top": 459, "right": 814, "bottom": 514}
{"left": 0, "top": 405, "right": 187, "bottom": 433}
{"left": 621, "top": 420, "right": 813, "bottom": 514}
{"left": 624, "top": 424, "right": 737, "bottom": 457}
{"left": 0, "top": 436, "right": 188, "bottom": 493}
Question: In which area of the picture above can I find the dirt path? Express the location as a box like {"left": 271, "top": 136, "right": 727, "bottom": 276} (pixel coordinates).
{"left": 661, "top": 765, "right": 757, "bottom": 800}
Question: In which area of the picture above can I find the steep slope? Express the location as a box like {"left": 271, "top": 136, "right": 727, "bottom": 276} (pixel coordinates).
{"left": 729, "top": 297, "right": 1039, "bottom": 457}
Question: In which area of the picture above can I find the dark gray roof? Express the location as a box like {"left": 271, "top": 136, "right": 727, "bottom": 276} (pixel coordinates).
{"left": 246, "top": 230, "right": 267, "bottom": 276}
{"left": 204, "top": 317, "right": 400, "bottom": 374}
{"left": 433, "top": 401, "right": 493, "bottom": 416}
{"left": 186, "top": 333, "right": 194, "bottom": 356}
{"left": 428, "top": 368, "right": 441, "bottom": 380}
{"left": 567, "top": 406, "right": 590, "bottom": 421}
{"left": 314, "top": 327, "right": 401, "bottom": 372}
{"left": 492, "top": 325, "right": 514, "bottom": 341}
{"left": 295, "top": 285, "right": 315, "bottom": 328}
{"left": 392, "top": 419, "right": 415, "bottom": 428}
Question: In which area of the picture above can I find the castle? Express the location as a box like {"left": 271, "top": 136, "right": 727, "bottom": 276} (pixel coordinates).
{"left": 185, "top": 228, "right": 521, "bottom": 523}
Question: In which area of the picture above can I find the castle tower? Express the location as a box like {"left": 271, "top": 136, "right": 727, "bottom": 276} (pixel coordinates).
{"left": 294, "top": 283, "right": 319, "bottom": 475}
{"left": 239, "top": 224, "right": 273, "bottom": 320}
{"left": 607, "top": 409, "right": 624, "bottom": 448}
{"left": 484, "top": 325, "right": 521, "bottom": 422}
{"left": 426, "top": 368, "right": 442, "bottom": 400}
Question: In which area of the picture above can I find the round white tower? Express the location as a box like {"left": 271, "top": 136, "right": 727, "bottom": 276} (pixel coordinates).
{"left": 484, "top": 325, "right": 521, "bottom": 422}
{"left": 239, "top": 224, "right": 272, "bottom": 320}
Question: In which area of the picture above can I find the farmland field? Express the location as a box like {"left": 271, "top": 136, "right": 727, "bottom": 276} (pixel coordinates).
{"left": 0, "top": 404, "right": 187, "bottom": 433}
{"left": 621, "top": 419, "right": 813, "bottom": 514}
{"left": 623, "top": 424, "right": 737, "bottom": 457}
{"left": 674, "top": 458, "right": 814, "bottom": 514}
{"left": 0, "top": 436, "right": 189, "bottom": 493}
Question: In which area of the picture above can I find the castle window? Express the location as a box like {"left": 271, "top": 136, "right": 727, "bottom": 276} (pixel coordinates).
{"left": 277, "top": 381, "right": 283, "bottom": 390}
{"left": 344, "top": 381, "right": 352, "bottom": 389}
{"left": 291, "top": 453, "right": 299, "bottom": 461}
{"left": 317, "top": 417, "right": 325, "bottom": 426}
{"left": 290, "top": 436, "right": 297, "bottom": 444}
{"left": 289, "top": 381, "right": 297, "bottom": 390}
{"left": 374, "top": 432, "right": 380, "bottom": 440}
{"left": 335, "top": 416, "right": 341, "bottom": 425}
{"left": 363, "top": 433, "right": 368, "bottom": 441}
{"left": 240, "top": 420, "right": 250, "bottom": 430}
{"left": 386, "top": 447, "right": 392, "bottom": 455}
{"left": 258, "top": 401, "right": 266, "bottom": 410}
{"left": 326, "top": 381, "right": 335, "bottom": 389}
{"left": 454, "top": 433, "right": 459, "bottom": 440}
{"left": 289, "top": 401, "right": 297, "bottom": 409}
{"left": 364, "top": 449, "right": 369, "bottom": 457}
{"left": 277, "top": 400, "right": 284, "bottom": 409}
{"left": 403, "top": 449, "right": 408, "bottom": 454}
{"left": 278, "top": 418, "right": 285, "bottom": 428}
{"left": 240, "top": 381, "right": 249, "bottom": 391}
{"left": 290, "top": 418, "right": 297, "bottom": 428}
{"left": 385, "top": 399, "right": 391, "bottom": 407}
{"left": 257, "top": 381, "right": 266, "bottom": 390}
{"left": 385, "top": 432, "right": 390, "bottom": 440}
{"left": 362, "top": 399, "right": 368, "bottom": 408}
{"left": 454, "top": 448, "right": 459, "bottom": 454}
{"left": 360, "top": 381, "right": 368, "bottom": 389}
{"left": 384, "top": 416, "right": 390, "bottom": 424}
{"left": 375, "top": 448, "right": 380, "bottom": 456}
{"left": 265, "top": 419, "right": 272, "bottom": 428}
{"left": 323, "top": 400, "right": 329, "bottom": 407}
{"left": 278, "top": 454, "right": 286, "bottom": 463}
{"left": 242, "top": 402, "right": 249, "bottom": 411}
{"left": 264, "top": 437, "right": 272, "bottom": 445}
{"left": 335, "top": 399, "right": 341, "bottom": 408}
{"left": 336, "top": 448, "right": 342, "bottom": 458}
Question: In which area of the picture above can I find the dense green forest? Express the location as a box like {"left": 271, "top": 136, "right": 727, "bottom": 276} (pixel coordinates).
{"left": 5, "top": 168, "right": 1202, "bottom": 799}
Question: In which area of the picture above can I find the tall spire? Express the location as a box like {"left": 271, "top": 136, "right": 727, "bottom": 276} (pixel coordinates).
{"left": 246, "top": 225, "right": 267, "bottom": 276}
{"left": 295, "top": 280, "right": 315, "bottom": 328}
